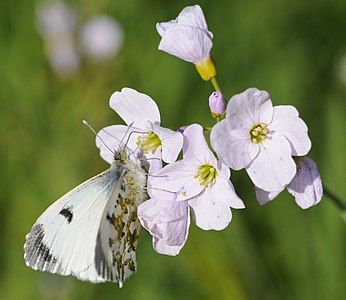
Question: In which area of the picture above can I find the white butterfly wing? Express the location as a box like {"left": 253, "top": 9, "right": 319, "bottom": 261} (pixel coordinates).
{"left": 24, "top": 166, "right": 123, "bottom": 283}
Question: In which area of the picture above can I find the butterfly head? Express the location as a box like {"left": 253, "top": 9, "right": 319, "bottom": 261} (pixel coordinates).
{"left": 113, "top": 146, "right": 129, "bottom": 164}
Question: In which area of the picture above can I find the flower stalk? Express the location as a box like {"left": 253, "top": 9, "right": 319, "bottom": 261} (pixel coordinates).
{"left": 210, "top": 77, "right": 221, "bottom": 92}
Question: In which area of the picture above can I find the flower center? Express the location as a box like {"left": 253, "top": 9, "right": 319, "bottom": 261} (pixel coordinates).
{"left": 250, "top": 123, "right": 269, "bottom": 143}
{"left": 194, "top": 164, "right": 218, "bottom": 188}
{"left": 136, "top": 131, "right": 162, "bottom": 153}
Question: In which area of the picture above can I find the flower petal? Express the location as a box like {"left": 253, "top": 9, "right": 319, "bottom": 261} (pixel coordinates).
{"left": 227, "top": 88, "right": 273, "bottom": 130}
{"left": 158, "top": 26, "right": 212, "bottom": 63}
{"left": 176, "top": 5, "right": 211, "bottom": 36}
{"left": 188, "top": 188, "right": 232, "bottom": 231}
{"left": 151, "top": 123, "right": 183, "bottom": 163}
{"left": 96, "top": 125, "right": 140, "bottom": 164}
{"left": 109, "top": 87, "right": 160, "bottom": 128}
{"left": 255, "top": 186, "right": 283, "bottom": 205}
{"left": 216, "top": 176, "right": 245, "bottom": 209}
{"left": 246, "top": 132, "right": 296, "bottom": 191}
{"left": 156, "top": 20, "right": 175, "bottom": 36}
{"left": 211, "top": 119, "right": 259, "bottom": 170}
{"left": 138, "top": 197, "right": 190, "bottom": 256}
{"left": 270, "top": 105, "right": 311, "bottom": 156}
{"left": 147, "top": 172, "right": 175, "bottom": 202}
{"left": 153, "top": 237, "right": 186, "bottom": 256}
{"left": 157, "top": 5, "right": 211, "bottom": 35}
{"left": 142, "top": 147, "right": 162, "bottom": 173}
{"left": 183, "top": 124, "right": 217, "bottom": 165}
{"left": 287, "top": 157, "right": 323, "bottom": 209}
{"left": 149, "top": 160, "right": 204, "bottom": 201}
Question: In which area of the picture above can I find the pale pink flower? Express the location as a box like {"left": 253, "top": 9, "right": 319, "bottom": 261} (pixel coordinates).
{"left": 138, "top": 193, "right": 190, "bottom": 256}
{"left": 80, "top": 15, "right": 123, "bottom": 62}
{"left": 256, "top": 156, "right": 323, "bottom": 209}
{"left": 36, "top": 0, "right": 80, "bottom": 77}
{"left": 211, "top": 88, "right": 311, "bottom": 191}
{"left": 149, "top": 124, "right": 244, "bottom": 231}
{"left": 157, "top": 5, "right": 213, "bottom": 64}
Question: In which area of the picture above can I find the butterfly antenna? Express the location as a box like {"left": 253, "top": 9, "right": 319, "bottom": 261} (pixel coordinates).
{"left": 119, "top": 122, "right": 135, "bottom": 147}
{"left": 82, "top": 120, "right": 116, "bottom": 155}
{"left": 120, "top": 123, "right": 148, "bottom": 158}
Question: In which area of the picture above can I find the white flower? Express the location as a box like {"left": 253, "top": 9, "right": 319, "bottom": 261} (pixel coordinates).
{"left": 211, "top": 88, "right": 311, "bottom": 191}
{"left": 156, "top": 5, "right": 216, "bottom": 80}
{"left": 256, "top": 156, "right": 323, "bottom": 209}
{"left": 96, "top": 88, "right": 183, "bottom": 170}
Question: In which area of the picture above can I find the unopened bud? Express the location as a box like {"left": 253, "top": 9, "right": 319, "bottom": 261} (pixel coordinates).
{"left": 209, "top": 91, "right": 226, "bottom": 118}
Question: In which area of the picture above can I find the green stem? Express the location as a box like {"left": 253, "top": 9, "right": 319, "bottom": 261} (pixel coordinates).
{"left": 210, "top": 77, "right": 221, "bottom": 92}
{"left": 324, "top": 186, "right": 346, "bottom": 222}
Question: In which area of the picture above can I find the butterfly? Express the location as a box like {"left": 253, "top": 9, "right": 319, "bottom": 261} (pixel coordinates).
{"left": 24, "top": 145, "right": 146, "bottom": 288}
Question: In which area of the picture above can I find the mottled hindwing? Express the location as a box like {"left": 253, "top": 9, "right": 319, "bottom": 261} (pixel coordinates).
{"left": 95, "top": 159, "right": 146, "bottom": 287}
{"left": 24, "top": 166, "right": 123, "bottom": 283}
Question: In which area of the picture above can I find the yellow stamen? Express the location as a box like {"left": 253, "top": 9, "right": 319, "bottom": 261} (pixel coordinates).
{"left": 136, "top": 131, "right": 162, "bottom": 153}
{"left": 250, "top": 123, "right": 269, "bottom": 143}
{"left": 194, "top": 164, "right": 218, "bottom": 188}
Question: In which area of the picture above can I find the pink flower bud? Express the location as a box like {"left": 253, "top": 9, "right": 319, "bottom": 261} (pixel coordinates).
{"left": 209, "top": 91, "right": 226, "bottom": 117}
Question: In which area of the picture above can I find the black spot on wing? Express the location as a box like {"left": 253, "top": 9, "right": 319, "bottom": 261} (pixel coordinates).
{"left": 24, "top": 224, "right": 60, "bottom": 272}
{"left": 106, "top": 214, "right": 112, "bottom": 222}
{"left": 59, "top": 207, "right": 73, "bottom": 223}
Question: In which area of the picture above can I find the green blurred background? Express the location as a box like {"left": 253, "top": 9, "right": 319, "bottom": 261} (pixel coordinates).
{"left": 1, "top": 0, "right": 346, "bottom": 299}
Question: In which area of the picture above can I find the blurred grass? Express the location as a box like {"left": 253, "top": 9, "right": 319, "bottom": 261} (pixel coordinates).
{"left": 1, "top": 0, "right": 346, "bottom": 299}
